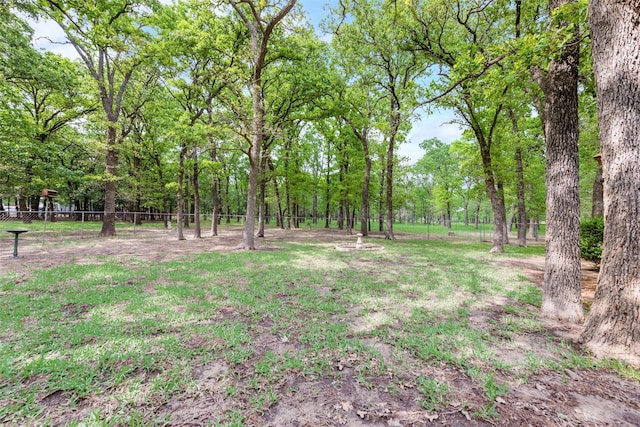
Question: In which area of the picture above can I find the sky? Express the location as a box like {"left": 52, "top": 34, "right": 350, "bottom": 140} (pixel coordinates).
{"left": 26, "top": 0, "right": 462, "bottom": 164}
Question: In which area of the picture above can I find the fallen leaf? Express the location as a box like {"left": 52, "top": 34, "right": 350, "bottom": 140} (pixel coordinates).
{"left": 341, "top": 401, "right": 354, "bottom": 412}
{"left": 461, "top": 410, "right": 472, "bottom": 421}
{"left": 387, "top": 419, "right": 402, "bottom": 427}
{"left": 496, "top": 396, "right": 507, "bottom": 404}
{"left": 426, "top": 413, "right": 438, "bottom": 422}
{"left": 357, "top": 410, "right": 367, "bottom": 419}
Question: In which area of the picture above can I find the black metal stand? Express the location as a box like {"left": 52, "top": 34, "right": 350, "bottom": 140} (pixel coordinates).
{"left": 6, "top": 229, "right": 29, "bottom": 257}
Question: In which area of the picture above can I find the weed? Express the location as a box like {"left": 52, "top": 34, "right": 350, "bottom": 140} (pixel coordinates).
{"left": 416, "top": 376, "right": 450, "bottom": 411}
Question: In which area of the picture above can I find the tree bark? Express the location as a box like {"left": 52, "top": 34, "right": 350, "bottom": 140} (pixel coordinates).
{"left": 100, "top": 124, "right": 118, "bottom": 236}
{"left": 539, "top": 0, "right": 583, "bottom": 323}
{"left": 580, "top": 0, "right": 640, "bottom": 365}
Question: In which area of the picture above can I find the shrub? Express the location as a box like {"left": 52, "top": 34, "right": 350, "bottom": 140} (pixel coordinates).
{"left": 580, "top": 216, "right": 604, "bottom": 267}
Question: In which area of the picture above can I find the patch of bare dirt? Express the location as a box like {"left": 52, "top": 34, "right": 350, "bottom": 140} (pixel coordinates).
{"left": 0, "top": 226, "right": 363, "bottom": 276}
{"left": 493, "top": 256, "right": 599, "bottom": 303}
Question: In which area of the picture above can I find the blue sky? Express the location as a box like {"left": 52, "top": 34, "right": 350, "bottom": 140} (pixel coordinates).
{"left": 299, "top": 0, "right": 336, "bottom": 27}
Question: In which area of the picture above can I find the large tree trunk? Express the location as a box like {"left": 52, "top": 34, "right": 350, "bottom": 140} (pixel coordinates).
{"left": 538, "top": 0, "right": 583, "bottom": 323}
{"left": 580, "top": 1, "right": 640, "bottom": 365}
{"left": 100, "top": 124, "right": 118, "bottom": 236}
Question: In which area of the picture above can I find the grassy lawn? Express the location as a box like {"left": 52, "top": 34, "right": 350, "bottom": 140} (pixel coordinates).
{"left": 0, "top": 235, "right": 636, "bottom": 425}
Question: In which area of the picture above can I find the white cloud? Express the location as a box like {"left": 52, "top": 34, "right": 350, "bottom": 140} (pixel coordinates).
{"left": 25, "top": 16, "right": 80, "bottom": 60}
{"left": 400, "top": 110, "right": 463, "bottom": 165}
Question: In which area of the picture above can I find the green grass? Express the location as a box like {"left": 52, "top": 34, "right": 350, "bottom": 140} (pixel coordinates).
{"left": 0, "top": 235, "right": 633, "bottom": 425}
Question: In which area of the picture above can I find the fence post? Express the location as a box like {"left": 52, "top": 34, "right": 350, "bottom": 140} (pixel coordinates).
{"left": 81, "top": 211, "right": 85, "bottom": 239}
{"left": 42, "top": 208, "right": 48, "bottom": 245}
{"left": 133, "top": 212, "right": 137, "bottom": 235}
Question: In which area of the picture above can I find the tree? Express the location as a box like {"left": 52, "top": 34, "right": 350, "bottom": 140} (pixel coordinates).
{"left": 256, "top": 30, "right": 333, "bottom": 235}
{"left": 406, "top": 0, "right": 514, "bottom": 252}
{"left": 534, "top": 0, "right": 584, "bottom": 323}
{"left": 160, "top": 0, "right": 245, "bottom": 239}
{"left": 330, "top": 0, "right": 424, "bottom": 240}
{"left": 38, "top": 0, "right": 161, "bottom": 236}
{"left": 580, "top": 1, "right": 640, "bottom": 365}
{"left": 415, "top": 138, "right": 459, "bottom": 227}
{"left": 227, "top": 0, "right": 297, "bottom": 250}
{"left": 330, "top": 53, "right": 381, "bottom": 237}
{"left": 1, "top": 11, "right": 95, "bottom": 217}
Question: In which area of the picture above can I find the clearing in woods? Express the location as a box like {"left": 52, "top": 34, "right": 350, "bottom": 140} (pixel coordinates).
{"left": 0, "top": 226, "right": 637, "bottom": 426}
